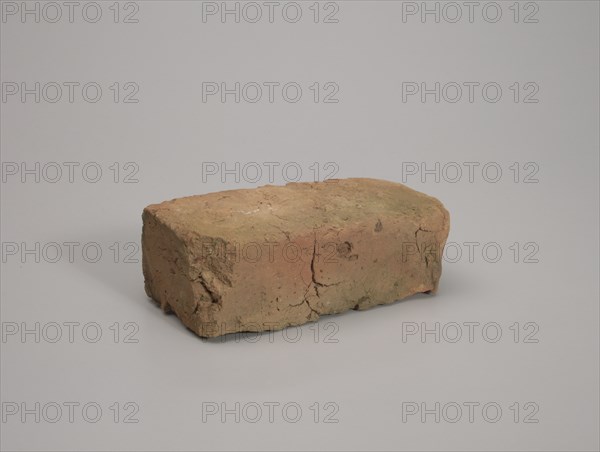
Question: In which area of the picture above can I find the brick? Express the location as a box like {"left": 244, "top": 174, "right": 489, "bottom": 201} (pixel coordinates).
{"left": 142, "top": 178, "right": 450, "bottom": 338}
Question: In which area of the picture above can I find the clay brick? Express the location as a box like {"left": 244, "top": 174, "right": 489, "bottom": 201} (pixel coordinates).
{"left": 142, "top": 178, "right": 450, "bottom": 338}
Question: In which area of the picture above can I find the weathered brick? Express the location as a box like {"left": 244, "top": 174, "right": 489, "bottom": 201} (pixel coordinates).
{"left": 142, "top": 178, "right": 450, "bottom": 338}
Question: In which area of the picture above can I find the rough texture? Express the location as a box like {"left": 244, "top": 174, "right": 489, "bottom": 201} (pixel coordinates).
{"left": 142, "top": 178, "right": 450, "bottom": 338}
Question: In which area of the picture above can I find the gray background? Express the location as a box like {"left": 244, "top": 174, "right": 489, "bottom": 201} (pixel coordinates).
{"left": 1, "top": 0, "right": 598, "bottom": 450}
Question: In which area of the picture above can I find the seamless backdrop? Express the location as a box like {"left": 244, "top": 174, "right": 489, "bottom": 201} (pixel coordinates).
{"left": 1, "top": 1, "right": 599, "bottom": 451}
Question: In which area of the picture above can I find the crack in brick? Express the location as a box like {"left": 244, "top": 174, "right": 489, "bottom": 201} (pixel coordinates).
{"left": 195, "top": 273, "right": 221, "bottom": 304}
{"left": 414, "top": 226, "right": 433, "bottom": 254}
{"left": 310, "top": 236, "right": 321, "bottom": 297}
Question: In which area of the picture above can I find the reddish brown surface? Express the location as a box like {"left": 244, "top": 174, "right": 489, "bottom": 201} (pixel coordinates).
{"left": 142, "top": 178, "right": 450, "bottom": 338}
